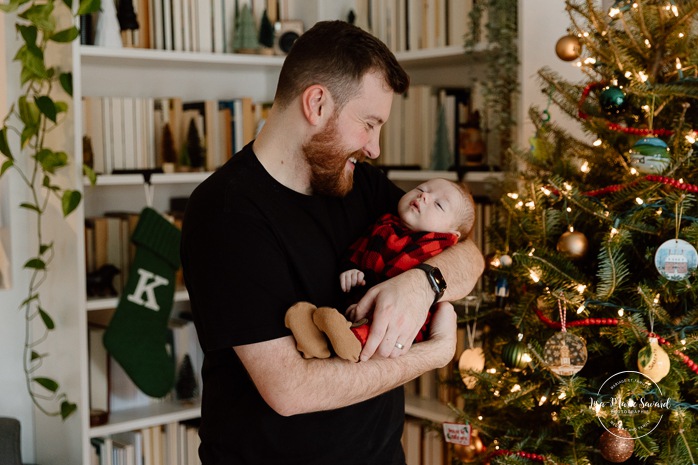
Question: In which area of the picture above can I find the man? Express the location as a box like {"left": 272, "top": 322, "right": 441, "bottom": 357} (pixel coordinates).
{"left": 181, "top": 20, "right": 484, "bottom": 465}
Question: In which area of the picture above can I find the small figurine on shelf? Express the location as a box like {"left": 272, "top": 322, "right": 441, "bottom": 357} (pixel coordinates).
{"left": 185, "top": 119, "right": 205, "bottom": 171}
{"left": 258, "top": 9, "right": 275, "bottom": 55}
{"left": 233, "top": 4, "right": 259, "bottom": 54}
{"left": 116, "top": 0, "right": 139, "bottom": 47}
{"left": 86, "top": 264, "right": 120, "bottom": 297}
{"left": 161, "top": 122, "right": 177, "bottom": 173}
{"left": 459, "top": 110, "right": 486, "bottom": 168}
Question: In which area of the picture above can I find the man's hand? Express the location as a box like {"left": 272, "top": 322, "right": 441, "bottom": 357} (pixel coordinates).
{"left": 340, "top": 269, "right": 366, "bottom": 292}
{"left": 353, "top": 269, "right": 433, "bottom": 361}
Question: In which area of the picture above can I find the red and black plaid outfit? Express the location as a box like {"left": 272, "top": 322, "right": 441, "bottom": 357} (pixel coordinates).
{"left": 343, "top": 212, "right": 458, "bottom": 342}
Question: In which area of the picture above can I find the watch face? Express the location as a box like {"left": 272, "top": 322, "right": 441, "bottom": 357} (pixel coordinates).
{"left": 431, "top": 267, "right": 447, "bottom": 292}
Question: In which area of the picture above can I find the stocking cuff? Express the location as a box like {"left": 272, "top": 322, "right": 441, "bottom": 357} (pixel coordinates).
{"left": 132, "top": 207, "right": 182, "bottom": 270}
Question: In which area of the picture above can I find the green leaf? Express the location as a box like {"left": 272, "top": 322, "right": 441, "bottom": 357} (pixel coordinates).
{"left": 17, "top": 24, "right": 38, "bottom": 46}
{"left": 33, "top": 377, "right": 59, "bottom": 393}
{"left": 59, "top": 72, "right": 73, "bottom": 96}
{"left": 0, "top": 1, "right": 22, "bottom": 13}
{"left": 19, "top": 202, "right": 41, "bottom": 213}
{"left": 39, "top": 243, "right": 53, "bottom": 255}
{"left": 20, "top": 4, "right": 56, "bottom": 33}
{"left": 83, "top": 163, "right": 97, "bottom": 185}
{"left": 62, "top": 0, "right": 73, "bottom": 11}
{"left": 62, "top": 190, "right": 82, "bottom": 216}
{"left": 18, "top": 96, "right": 40, "bottom": 128}
{"left": 19, "top": 293, "right": 38, "bottom": 307}
{"left": 24, "top": 258, "right": 46, "bottom": 270}
{"left": 36, "top": 149, "right": 68, "bottom": 173}
{"left": 20, "top": 125, "right": 38, "bottom": 147}
{"left": 54, "top": 101, "right": 68, "bottom": 114}
{"left": 60, "top": 401, "right": 77, "bottom": 420}
{"left": 1, "top": 160, "right": 14, "bottom": 176}
{"left": 39, "top": 308, "right": 55, "bottom": 330}
{"left": 30, "top": 351, "right": 42, "bottom": 361}
{"left": 51, "top": 27, "right": 80, "bottom": 43}
{"left": 0, "top": 128, "right": 13, "bottom": 160}
{"left": 77, "top": 0, "right": 101, "bottom": 15}
{"left": 36, "top": 95, "right": 57, "bottom": 123}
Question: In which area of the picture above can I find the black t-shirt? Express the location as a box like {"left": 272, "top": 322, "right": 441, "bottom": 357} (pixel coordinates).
{"left": 181, "top": 143, "right": 406, "bottom": 465}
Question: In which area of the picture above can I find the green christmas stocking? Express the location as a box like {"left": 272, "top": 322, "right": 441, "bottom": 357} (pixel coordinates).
{"left": 103, "top": 207, "right": 181, "bottom": 397}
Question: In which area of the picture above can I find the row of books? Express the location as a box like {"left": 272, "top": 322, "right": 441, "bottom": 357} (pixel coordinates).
{"left": 83, "top": 0, "right": 279, "bottom": 53}
{"left": 90, "top": 420, "right": 201, "bottom": 465}
{"left": 380, "top": 85, "right": 475, "bottom": 171}
{"left": 82, "top": 96, "right": 261, "bottom": 175}
{"left": 403, "top": 417, "right": 450, "bottom": 465}
{"left": 356, "top": 0, "right": 478, "bottom": 53}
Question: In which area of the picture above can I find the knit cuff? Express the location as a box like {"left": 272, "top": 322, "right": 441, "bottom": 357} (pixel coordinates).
{"left": 132, "top": 207, "right": 182, "bottom": 270}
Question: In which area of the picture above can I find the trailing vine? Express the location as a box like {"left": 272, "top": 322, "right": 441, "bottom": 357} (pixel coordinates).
{"left": 466, "top": 0, "right": 519, "bottom": 169}
{"left": 0, "top": 0, "right": 100, "bottom": 419}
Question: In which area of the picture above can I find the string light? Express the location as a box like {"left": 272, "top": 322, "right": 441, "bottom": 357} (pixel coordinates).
{"left": 478, "top": 415, "right": 483, "bottom": 420}
{"left": 630, "top": 167, "right": 639, "bottom": 175}
{"left": 541, "top": 187, "right": 552, "bottom": 196}
{"left": 507, "top": 193, "right": 519, "bottom": 199}
{"left": 656, "top": 208, "right": 663, "bottom": 215}
{"left": 511, "top": 384, "right": 521, "bottom": 393}
{"left": 581, "top": 161, "right": 590, "bottom": 173}
{"left": 529, "top": 248, "right": 536, "bottom": 256}
{"left": 636, "top": 197, "right": 644, "bottom": 205}
{"left": 521, "top": 353, "right": 532, "bottom": 363}
{"left": 618, "top": 308, "right": 625, "bottom": 316}
{"left": 577, "top": 284, "right": 587, "bottom": 294}
{"left": 576, "top": 303, "right": 585, "bottom": 314}
{"left": 558, "top": 392, "right": 566, "bottom": 400}
{"left": 593, "top": 139, "right": 602, "bottom": 146}
{"left": 538, "top": 395, "right": 548, "bottom": 406}
{"left": 525, "top": 200, "right": 536, "bottom": 210}
{"left": 610, "top": 227, "right": 619, "bottom": 236}
{"left": 686, "top": 132, "right": 696, "bottom": 144}
{"left": 644, "top": 39, "right": 652, "bottom": 48}
{"left": 563, "top": 182, "right": 572, "bottom": 191}
{"left": 530, "top": 270, "right": 540, "bottom": 283}
{"left": 639, "top": 71, "right": 649, "bottom": 82}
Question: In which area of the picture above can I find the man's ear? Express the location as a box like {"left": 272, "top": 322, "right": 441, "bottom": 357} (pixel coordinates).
{"left": 301, "top": 84, "right": 329, "bottom": 126}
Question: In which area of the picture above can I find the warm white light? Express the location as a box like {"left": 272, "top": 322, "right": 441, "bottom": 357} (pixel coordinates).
{"left": 657, "top": 208, "right": 663, "bottom": 215}
{"left": 686, "top": 132, "right": 696, "bottom": 144}
{"left": 642, "top": 105, "right": 650, "bottom": 112}
{"left": 512, "top": 384, "right": 521, "bottom": 393}
{"left": 654, "top": 294, "right": 660, "bottom": 304}
{"left": 521, "top": 353, "right": 532, "bottom": 363}
{"left": 494, "top": 390, "right": 500, "bottom": 397}
{"left": 679, "top": 32, "right": 685, "bottom": 38}
{"left": 593, "top": 139, "right": 602, "bottom": 146}
{"left": 529, "top": 248, "right": 535, "bottom": 256}
{"left": 609, "top": 7, "right": 620, "bottom": 17}
{"left": 478, "top": 415, "right": 483, "bottom": 420}
{"left": 624, "top": 71, "right": 632, "bottom": 78}
{"left": 681, "top": 339, "right": 687, "bottom": 346}
{"left": 566, "top": 207, "right": 572, "bottom": 213}
{"left": 639, "top": 71, "right": 649, "bottom": 82}
{"left": 539, "top": 395, "right": 548, "bottom": 406}
{"left": 516, "top": 201, "right": 524, "bottom": 209}
{"left": 541, "top": 187, "right": 552, "bottom": 196}
{"left": 671, "top": 5, "right": 679, "bottom": 15}
{"left": 525, "top": 201, "right": 536, "bottom": 210}
{"left": 636, "top": 197, "right": 644, "bottom": 205}
{"left": 644, "top": 39, "right": 652, "bottom": 48}
{"left": 558, "top": 392, "right": 566, "bottom": 400}
{"left": 577, "top": 304, "right": 585, "bottom": 314}
{"left": 507, "top": 192, "right": 519, "bottom": 199}
{"left": 584, "top": 57, "right": 596, "bottom": 65}
{"left": 610, "top": 227, "right": 619, "bottom": 236}
{"left": 569, "top": 226, "right": 575, "bottom": 232}
{"left": 676, "top": 58, "right": 683, "bottom": 70}
{"left": 679, "top": 178, "right": 684, "bottom": 184}
{"left": 581, "top": 161, "right": 590, "bottom": 173}
{"left": 630, "top": 167, "right": 639, "bottom": 175}
{"left": 618, "top": 308, "right": 625, "bottom": 316}
{"left": 577, "top": 284, "right": 587, "bottom": 294}
{"left": 563, "top": 182, "right": 573, "bottom": 191}
{"left": 487, "top": 368, "right": 497, "bottom": 374}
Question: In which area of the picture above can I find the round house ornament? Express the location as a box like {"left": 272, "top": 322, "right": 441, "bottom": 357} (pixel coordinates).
{"left": 451, "top": 429, "right": 485, "bottom": 462}
{"left": 555, "top": 34, "right": 582, "bottom": 61}
{"left": 654, "top": 238, "right": 698, "bottom": 281}
{"left": 629, "top": 136, "right": 670, "bottom": 174}
{"left": 637, "top": 337, "right": 671, "bottom": 382}
{"left": 599, "top": 85, "right": 627, "bottom": 115}
{"left": 499, "top": 254, "right": 513, "bottom": 267}
{"left": 598, "top": 428, "right": 635, "bottom": 463}
{"left": 557, "top": 230, "right": 588, "bottom": 259}
{"left": 543, "top": 331, "right": 588, "bottom": 376}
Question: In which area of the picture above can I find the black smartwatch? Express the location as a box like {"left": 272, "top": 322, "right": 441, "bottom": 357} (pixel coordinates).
{"left": 414, "top": 263, "right": 447, "bottom": 304}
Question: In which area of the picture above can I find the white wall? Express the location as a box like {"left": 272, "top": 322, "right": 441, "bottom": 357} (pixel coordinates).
{"left": 0, "top": 13, "right": 38, "bottom": 464}
{"left": 518, "top": 0, "right": 586, "bottom": 148}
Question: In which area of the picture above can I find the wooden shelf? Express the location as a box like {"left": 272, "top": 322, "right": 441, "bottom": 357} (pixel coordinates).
{"left": 405, "top": 394, "right": 457, "bottom": 424}
{"left": 89, "top": 400, "right": 201, "bottom": 438}
{"left": 87, "top": 289, "right": 190, "bottom": 311}
{"left": 86, "top": 172, "right": 211, "bottom": 187}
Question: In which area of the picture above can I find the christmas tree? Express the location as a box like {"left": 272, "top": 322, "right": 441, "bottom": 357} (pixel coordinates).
{"left": 451, "top": 1, "right": 698, "bottom": 463}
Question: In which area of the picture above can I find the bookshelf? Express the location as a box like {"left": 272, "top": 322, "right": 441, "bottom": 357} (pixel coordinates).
{"left": 0, "top": 1, "right": 521, "bottom": 464}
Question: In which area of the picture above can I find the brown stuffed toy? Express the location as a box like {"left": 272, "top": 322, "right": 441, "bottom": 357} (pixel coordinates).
{"left": 285, "top": 302, "right": 370, "bottom": 363}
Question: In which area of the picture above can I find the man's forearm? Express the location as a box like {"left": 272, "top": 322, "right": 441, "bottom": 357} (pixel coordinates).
{"left": 234, "top": 304, "right": 456, "bottom": 416}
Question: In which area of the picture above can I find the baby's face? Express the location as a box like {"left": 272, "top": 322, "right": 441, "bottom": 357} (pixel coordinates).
{"left": 397, "top": 179, "right": 465, "bottom": 236}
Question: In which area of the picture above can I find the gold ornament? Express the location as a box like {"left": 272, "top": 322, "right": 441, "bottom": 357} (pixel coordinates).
{"left": 555, "top": 34, "right": 582, "bottom": 61}
{"left": 557, "top": 230, "right": 588, "bottom": 259}
{"left": 598, "top": 428, "right": 634, "bottom": 462}
{"left": 637, "top": 337, "right": 671, "bottom": 382}
{"left": 459, "top": 348, "right": 486, "bottom": 389}
{"left": 451, "top": 429, "right": 485, "bottom": 462}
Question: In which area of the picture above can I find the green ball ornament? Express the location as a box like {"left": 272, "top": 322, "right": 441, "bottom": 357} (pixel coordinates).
{"left": 501, "top": 341, "right": 529, "bottom": 370}
{"left": 599, "top": 86, "right": 627, "bottom": 115}
{"left": 629, "top": 136, "right": 670, "bottom": 174}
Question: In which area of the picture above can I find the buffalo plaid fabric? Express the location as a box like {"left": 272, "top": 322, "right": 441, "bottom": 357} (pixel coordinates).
{"left": 344, "top": 213, "right": 458, "bottom": 342}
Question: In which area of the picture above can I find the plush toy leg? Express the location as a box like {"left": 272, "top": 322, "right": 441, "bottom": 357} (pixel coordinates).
{"left": 285, "top": 302, "right": 331, "bottom": 359}
{"left": 313, "top": 307, "right": 362, "bottom": 363}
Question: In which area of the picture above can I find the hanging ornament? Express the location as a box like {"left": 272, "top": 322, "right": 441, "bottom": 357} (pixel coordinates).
{"left": 629, "top": 136, "right": 671, "bottom": 174}
{"left": 598, "top": 428, "right": 635, "bottom": 462}
{"left": 557, "top": 229, "right": 588, "bottom": 260}
{"left": 458, "top": 297, "right": 485, "bottom": 389}
{"left": 451, "top": 429, "right": 485, "bottom": 462}
{"left": 502, "top": 335, "right": 529, "bottom": 370}
{"left": 495, "top": 276, "right": 509, "bottom": 309}
{"left": 654, "top": 238, "right": 697, "bottom": 281}
{"left": 499, "top": 254, "right": 513, "bottom": 267}
{"left": 599, "top": 85, "right": 627, "bottom": 116}
{"left": 543, "top": 301, "right": 587, "bottom": 376}
{"left": 555, "top": 34, "right": 582, "bottom": 61}
{"left": 637, "top": 337, "right": 671, "bottom": 382}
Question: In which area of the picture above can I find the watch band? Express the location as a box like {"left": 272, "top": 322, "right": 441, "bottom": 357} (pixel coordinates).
{"left": 414, "top": 263, "right": 447, "bottom": 304}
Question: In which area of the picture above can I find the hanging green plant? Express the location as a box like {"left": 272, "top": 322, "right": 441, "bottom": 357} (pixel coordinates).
{"left": 0, "top": 0, "right": 101, "bottom": 420}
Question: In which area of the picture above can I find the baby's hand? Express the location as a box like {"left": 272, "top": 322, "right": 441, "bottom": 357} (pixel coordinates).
{"left": 340, "top": 269, "right": 366, "bottom": 292}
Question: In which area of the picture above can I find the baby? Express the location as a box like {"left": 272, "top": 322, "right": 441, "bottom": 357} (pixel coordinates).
{"left": 286, "top": 177, "right": 476, "bottom": 361}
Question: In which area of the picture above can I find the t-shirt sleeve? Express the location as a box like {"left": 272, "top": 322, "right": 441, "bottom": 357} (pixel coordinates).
{"left": 183, "top": 206, "right": 297, "bottom": 351}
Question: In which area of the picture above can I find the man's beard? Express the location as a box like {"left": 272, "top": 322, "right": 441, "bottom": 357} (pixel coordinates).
{"left": 303, "top": 116, "right": 364, "bottom": 197}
